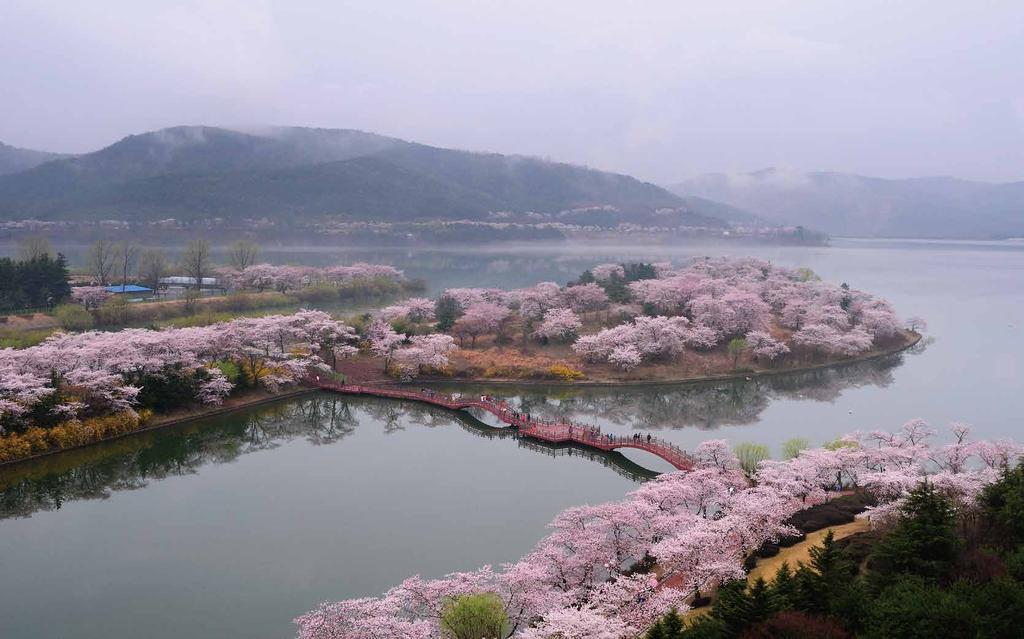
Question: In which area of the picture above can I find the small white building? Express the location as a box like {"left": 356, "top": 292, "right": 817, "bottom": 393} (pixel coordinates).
{"left": 159, "top": 276, "right": 220, "bottom": 288}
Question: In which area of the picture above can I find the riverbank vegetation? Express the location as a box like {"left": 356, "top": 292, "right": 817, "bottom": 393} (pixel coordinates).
{"left": 0, "top": 410, "right": 149, "bottom": 463}
{"left": 649, "top": 462, "right": 1024, "bottom": 638}
{"left": 0, "top": 310, "right": 365, "bottom": 457}
{"left": 295, "top": 420, "right": 1020, "bottom": 638}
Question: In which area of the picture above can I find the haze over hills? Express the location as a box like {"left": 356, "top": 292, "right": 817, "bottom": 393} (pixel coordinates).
{"left": 672, "top": 168, "right": 1024, "bottom": 239}
{"left": 0, "top": 141, "right": 68, "bottom": 176}
{"left": 0, "top": 126, "right": 755, "bottom": 229}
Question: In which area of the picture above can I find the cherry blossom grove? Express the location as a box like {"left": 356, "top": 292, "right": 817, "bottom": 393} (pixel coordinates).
{"left": 391, "top": 257, "right": 907, "bottom": 374}
{"left": 0, "top": 310, "right": 358, "bottom": 431}
{"left": 219, "top": 262, "right": 404, "bottom": 292}
{"left": 296, "top": 421, "right": 1019, "bottom": 639}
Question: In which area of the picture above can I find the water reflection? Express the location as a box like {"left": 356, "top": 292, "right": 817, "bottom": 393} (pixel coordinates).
{"left": 434, "top": 350, "right": 915, "bottom": 431}
{"left": 455, "top": 411, "right": 657, "bottom": 482}
{"left": 0, "top": 393, "right": 657, "bottom": 521}
{"left": 0, "top": 345, "right": 921, "bottom": 521}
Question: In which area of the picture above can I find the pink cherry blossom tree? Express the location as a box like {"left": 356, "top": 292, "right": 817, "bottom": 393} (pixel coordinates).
{"left": 590, "top": 263, "right": 625, "bottom": 282}
{"left": 534, "top": 308, "right": 582, "bottom": 343}
{"left": 70, "top": 286, "right": 112, "bottom": 310}
{"left": 745, "top": 330, "right": 790, "bottom": 361}
{"left": 452, "top": 302, "right": 511, "bottom": 347}
{"left": 367, "top": 319, "right": 405, "bottom": 370}
{"left": 391, "top": 334, "right": 457, "bottom": 378}
{"left": 379, "top": 298, "right": 437, "bottom": 323}
{"left": 906, "top": 316, "right": 927, "bottom": 332}
{"left": 561, "top": 283, "right": 609, "bottom": 315}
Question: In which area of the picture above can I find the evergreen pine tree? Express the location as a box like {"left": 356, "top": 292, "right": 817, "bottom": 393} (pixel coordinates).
{"left": 769, "top": 562, "right": 797, "bottom": 611}
{"left": 646, "top": 618, "right": 667, "bottom": 639}
{"left": 712, "top": 579, "right": 753, "bottom": 637}
{"left": 792, "top": 563, "right": 823, "bottom": 613}
{"left": 434, "top": 296, "right": 460, "bottom": 331}
{"left": 810, "top": 530, "right": 854, "bottom": 588}
{"left": 747, "top": 577, "right": 773, "bottom": 624}
{"left": 981, "top": 463, "right": 1024, "bottom": 546}
{"left": 661, "top": 607, "right": 684, "bottom": 638}
{"left": 870, "top": 482, "right": 958, "bottom": 581}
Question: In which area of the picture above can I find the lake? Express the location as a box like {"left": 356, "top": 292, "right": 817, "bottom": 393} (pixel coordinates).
{"left": 0, "top": 238, "right": 1021, "bottom": 638}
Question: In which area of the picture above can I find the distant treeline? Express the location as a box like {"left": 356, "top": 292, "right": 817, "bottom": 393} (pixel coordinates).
{"left": 0, "top": 254, "right": 70, "bottom": 312}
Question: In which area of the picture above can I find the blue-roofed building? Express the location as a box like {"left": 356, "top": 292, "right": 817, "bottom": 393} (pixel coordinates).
{"left": 104, "top": 284, "right": 154, "bottom": 294}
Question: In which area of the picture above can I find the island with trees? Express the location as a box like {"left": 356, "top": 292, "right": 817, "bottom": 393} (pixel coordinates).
{"left": 352, "top": 256, "right": 919, "bottom": 384}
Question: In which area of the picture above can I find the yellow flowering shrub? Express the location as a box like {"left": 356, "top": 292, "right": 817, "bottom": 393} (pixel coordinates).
{"left": 455, "top": 349, "right": 586, "bottom": 380}
{"left": 0, "top": 410, "right": 147, "bottom": 464}
{"left": 547, "top": 363, "right": 585, "bottom": 381}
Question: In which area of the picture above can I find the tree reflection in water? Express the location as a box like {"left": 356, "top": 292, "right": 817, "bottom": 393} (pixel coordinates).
{"left": 0, "top": 350, "right": 914, "bottom": 521}
{"left": 0, "top": 394, "right": 358, "bottom": 520}
{"left": 432, "top": 351, "right": 911, "bottom": 431}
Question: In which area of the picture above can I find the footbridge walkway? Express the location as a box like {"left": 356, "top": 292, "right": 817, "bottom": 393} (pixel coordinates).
{"left": 310, "top": 378, "right": 695, "bottom": 471}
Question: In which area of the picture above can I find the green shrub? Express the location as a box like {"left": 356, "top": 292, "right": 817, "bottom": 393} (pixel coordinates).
{"left": 54, "top": 303, "right": 94, "bottom": 331}
{"left": 212, "top": 360, "right": 242, "bottom": 386}
{"left": 0, "top": 327, "right": 56, "bottom": 348}
{"left": 781, "top": 437, "right": 810, "bottom": 460}
{"left": 439, "top": 592, "right": 507, "bottom": 639}
{"left": 96, "top": 296, "right": 129, "bottom": 326}
{"left": 733, "top": 442, "right": 770, "bottom": 476}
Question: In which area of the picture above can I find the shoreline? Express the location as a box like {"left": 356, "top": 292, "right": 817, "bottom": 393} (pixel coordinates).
{"left": 0, "top": 388, "right": 316, "bottom": 469}
{"left": 0, "top": 332, "right": 921, "bottom": 469}
{"left": 413, "top": 331, "right": 922, "bottom": 389}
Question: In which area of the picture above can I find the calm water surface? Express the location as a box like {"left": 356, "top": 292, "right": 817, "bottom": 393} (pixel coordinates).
{"left": 0, "top": 239, "right": 1021, "bottom": 638}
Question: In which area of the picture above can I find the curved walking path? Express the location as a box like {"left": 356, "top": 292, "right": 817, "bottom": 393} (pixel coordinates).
{"left": 310, "top": 378, "right": 695, "bottom": 471}
{"left": 746, "top": 518, "right": 870, "bottom": 584}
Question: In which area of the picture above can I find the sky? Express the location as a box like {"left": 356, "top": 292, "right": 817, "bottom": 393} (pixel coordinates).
{"left": 1, "top": 0, "right": 1022, "bottom": 184}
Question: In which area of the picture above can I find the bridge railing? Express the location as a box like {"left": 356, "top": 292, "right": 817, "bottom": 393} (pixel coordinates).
{"left": 306, "top": 375, "right": 695, "bottom": 468}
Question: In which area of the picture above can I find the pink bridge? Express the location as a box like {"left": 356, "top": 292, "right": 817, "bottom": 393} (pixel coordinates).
{"left": 310, "top": 378, "right": 695, "bottom": 471}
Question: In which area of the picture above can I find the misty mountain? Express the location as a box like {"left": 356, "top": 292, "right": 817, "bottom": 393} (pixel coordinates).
{"left": 673, "top": 195, "right": 767, "bottom": 226}
{"left": 0, "top": 126, "right": 739, "bottom": 226}
{"left": 672, "top": 168, "right": 1024, "bottom": 239}
{"left": 0, "top": 141, "right": 68, "bottom": 176}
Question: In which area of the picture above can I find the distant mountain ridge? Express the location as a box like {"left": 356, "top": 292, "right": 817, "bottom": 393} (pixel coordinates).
{"left": 672, "top": 168, "right": 1024, "bottom": 239}
{"left": 0, "top": 141, "right": 68, "bottom": 176}
{"left": 0, "top": 126, "right": 758, "bottom": 228}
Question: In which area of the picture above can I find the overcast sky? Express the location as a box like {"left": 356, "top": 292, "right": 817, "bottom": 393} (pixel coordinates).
{"left": 2, "top": 1, "right": 1022, "bottom": 183}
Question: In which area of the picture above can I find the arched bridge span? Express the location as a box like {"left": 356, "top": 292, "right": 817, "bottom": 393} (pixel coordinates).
{"left": 310, "top": 379, "right": 695, "bottom": 471}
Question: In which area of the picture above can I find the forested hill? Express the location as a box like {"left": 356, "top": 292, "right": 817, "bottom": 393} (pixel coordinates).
{"left": 0, "top": 126, "right": 740, "bottom": 226}
{"left": 672, "top": 168, "right": 1024, "bottom": 239}
{"left": 0, "top": 141, "right": 68, "bottom": 176}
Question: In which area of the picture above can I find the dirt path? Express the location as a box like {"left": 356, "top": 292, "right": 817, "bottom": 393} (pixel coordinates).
{"left": 675, "top": 518, "right": 870, "bottom": 622}
{"left": 747, "top": 518, "right": 870, "bottom": 583}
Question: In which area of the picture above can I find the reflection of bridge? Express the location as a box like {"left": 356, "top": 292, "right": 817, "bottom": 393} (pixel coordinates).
{"left": 450, "top": 413, "right": 658, "bottom": 482}
{"left": 311, "top": 380, "right": 695, "bottom": 471}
